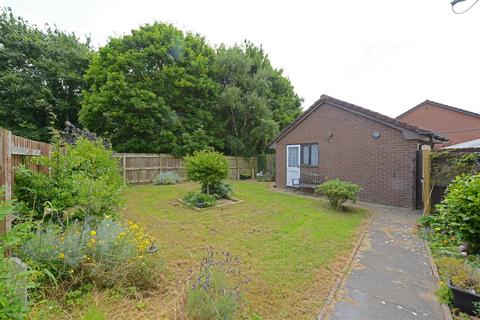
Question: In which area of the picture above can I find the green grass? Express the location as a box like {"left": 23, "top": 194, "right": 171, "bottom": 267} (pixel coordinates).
{"left": 121, "top": 181, "right": 368, "bottom": 319}
{"left": 30, "top": 181, "right": 368, "bottom": 320}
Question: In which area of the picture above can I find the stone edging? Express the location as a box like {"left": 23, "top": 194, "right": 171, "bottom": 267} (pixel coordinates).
{"left": 316, "top": 213, "right": 375, "bottom": 320}
{"left": 423, "top": 239, "right": 454, "bottom": 320}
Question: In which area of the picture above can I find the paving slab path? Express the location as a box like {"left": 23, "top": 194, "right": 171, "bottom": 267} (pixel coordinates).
{"left": 325, "top": 204, "right": 445, "bottom": 320}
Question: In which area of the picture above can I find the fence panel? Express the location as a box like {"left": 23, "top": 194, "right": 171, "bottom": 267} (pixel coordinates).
{"left": 0, "top": 129, "right": 51, "bottom": 235}
{"left": 115, "top": 153, "right": 256, "bottom": 184}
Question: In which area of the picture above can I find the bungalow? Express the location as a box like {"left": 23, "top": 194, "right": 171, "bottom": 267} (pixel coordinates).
{"left": 269, "top": 95, "right": 446, "bottom": 208}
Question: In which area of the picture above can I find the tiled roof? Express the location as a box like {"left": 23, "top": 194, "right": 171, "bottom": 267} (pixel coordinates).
{"left": 270, "top": 94, "right": 448, "bottom": 146}
{"left": 397, "top": 99, "right": 480, "bottom": 119}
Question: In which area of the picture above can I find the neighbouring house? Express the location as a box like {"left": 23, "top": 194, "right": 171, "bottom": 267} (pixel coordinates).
{"left": 269, "top": 95, "right": 447, "bottom": 208}
{"left": 397, "top": 100, "right": 480, "bottom": 148}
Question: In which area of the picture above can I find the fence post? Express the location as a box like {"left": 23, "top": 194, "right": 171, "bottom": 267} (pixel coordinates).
{"left": 422, "top": 149, "right": 432, "bottom": 215}
{"left": 122, "top": 153, "right": 127, "bottom": 185}
{"left": 0, "top": 129, "right": 13, "bottom": 236}
{"left": 236, "top": 156, "right": 240, "bottom": 179}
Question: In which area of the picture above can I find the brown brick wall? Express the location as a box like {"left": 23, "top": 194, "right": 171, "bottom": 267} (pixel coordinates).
{"left": 275, "top": 103, "right": 419, "bottom": 208}
{"left": 398, "top": 103, "right": 480, "bottom": 148}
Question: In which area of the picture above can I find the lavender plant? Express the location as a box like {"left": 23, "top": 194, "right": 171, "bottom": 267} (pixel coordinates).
{"left": 186, "top": 248, "right": 251, "bottom": 320}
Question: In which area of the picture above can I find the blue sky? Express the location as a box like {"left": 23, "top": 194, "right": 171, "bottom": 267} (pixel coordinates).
{"left": 2, "top": 0, "right": 480, "bottom": 116}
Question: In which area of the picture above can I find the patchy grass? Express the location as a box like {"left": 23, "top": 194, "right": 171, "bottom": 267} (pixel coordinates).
{"left": 30, "top": 181, "right": 368, "bottom": 320}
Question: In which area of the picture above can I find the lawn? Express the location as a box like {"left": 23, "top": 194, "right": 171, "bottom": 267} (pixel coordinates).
{"left": 31, "top": 181, "right": 368, "bottom": 320}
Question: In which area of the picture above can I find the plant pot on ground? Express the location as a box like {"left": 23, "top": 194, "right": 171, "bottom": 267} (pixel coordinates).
{"left": 448, "top": 279, "right": 480, "bottom": 315}
{"left": 239, "top": 173, "right": 252, "bottom": 180}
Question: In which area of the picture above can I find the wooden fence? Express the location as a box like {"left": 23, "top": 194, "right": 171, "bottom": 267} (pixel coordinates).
{"left": 115, "top": 153, "right": 257, "bottom": 184}
{"left": 0, "top": 128, "right": 52, "bottom": 235}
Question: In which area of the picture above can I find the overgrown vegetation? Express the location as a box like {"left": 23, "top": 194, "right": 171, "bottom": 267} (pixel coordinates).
{"left": 14, "top": 138, "right": 124, "bottom": 222}
{"left": 0, "top": 188, "right": 30, "bottom": 320}
{"left": 316, "top": 179, "right": 362, "bottom": 210}
{"left": 421, "top": 169, "right": 480, "bottom": 319}
{"left": 423, "top": 173, "right": 480, "bottom": 252}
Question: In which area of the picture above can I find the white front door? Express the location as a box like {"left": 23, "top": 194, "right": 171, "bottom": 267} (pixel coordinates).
{"left": 286, "top": 144, "right": 300, "bottom": 186}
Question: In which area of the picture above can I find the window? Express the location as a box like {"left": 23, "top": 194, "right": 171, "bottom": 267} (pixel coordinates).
{"left": 301, "top": 143, "right": 319, "bottom": 166}
{"left": 288, "top": 146, "right": 300, "bottom": 167}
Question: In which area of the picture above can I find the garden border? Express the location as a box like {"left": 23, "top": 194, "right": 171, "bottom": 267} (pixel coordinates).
{"left": 177, "top": 198, "right": 244, "bottom": 211}
{"left": 423, "top": 239, "right": 454, "bottom": 320}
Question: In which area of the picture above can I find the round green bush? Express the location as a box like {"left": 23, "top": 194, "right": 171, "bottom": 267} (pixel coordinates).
{"left": 315, "top": 179, "right": 362, "bottom": 210}
{"left": 184, "top": 149, "right": 229, "bottom": 195}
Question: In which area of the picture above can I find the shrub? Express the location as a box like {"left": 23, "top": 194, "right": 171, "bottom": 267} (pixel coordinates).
{"left": 315, "top": 179, "right": 362, "bottom": 209}
{"left": 183, "top": 192, "right": 217, "bottom": 208}
{"left": 16, "top": 218, "right": 161, "bottom": 291}
{"left": 14, "top": 138, "right": 124, "bottom": 222}
{"left": 185, "top": 149, "right": 229, "bottom": 195}
{"left": 152, "top": 171, "right": 182, "bottom": 185}
{"left": 185, "top": 249, "right": 250, "bottom": 320}
{"left": 434, "top": 173, "right": 480, "bottom": 248}
{"left": 201, "top": 182, "right": 232, "bottom": 200}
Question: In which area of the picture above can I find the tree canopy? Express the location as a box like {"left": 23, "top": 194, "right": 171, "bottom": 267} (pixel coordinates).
{"left": 0, "top": 8, "right": 92, "bottom": 141}
{"left": 1, "top": 8, "right": 302, "bottom": 156}
{"left": 79, "top": 22, "right": 221, "bottom": 155}
{"left": 80, "top": 25, "right": 302, "bottom": 156}
{"left": 214, "top": 42, "right": 301, "bottom": 156}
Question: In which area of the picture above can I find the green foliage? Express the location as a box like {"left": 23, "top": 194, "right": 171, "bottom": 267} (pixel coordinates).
{"left": 474, "top": 301, "right": 480, "bottom": 316}
{"left": 434, "top": 173, "right": 480, "bottom": 248}
{"left": 183, "top": 192, "right": 217, "bottom": 208}
{"left": 16, "top": 218, "right": 161, "bottom": 291}
{"left": 79, "top": 22, "right": 221, "bottom": 155}
{"left": 185, "top": 149, "right": 229, "bottom": 195}
{"left": 0, "top": 186, "right": 13, "bottom": 221}
{"left": 316, "top": 179, "right": 362, "bottom": 210}
{"left": 214, "top": 42, "right": 302, "bottom": 156}
{"left": 435, "top": 282, "right": 453, "bottom": 306}
{"left": 152, "top": 171, "right": 182, "bottom": 185}
{"left": 431, "top": 151, "right": 480, "bottom": 186}
{"left": 202, "top": 182, "right": 232, "bottom": 199}
{"left": 79, "top": 22, "right": 301, "bottom": 157}
{"left": 0, "top": 256, "right": 29, "bottom": 320}
{"left": 14, "top": 138, "right": 123, "bottom": 221}
{"left": 0, "top": 7, "right": 92, "bottom": 141}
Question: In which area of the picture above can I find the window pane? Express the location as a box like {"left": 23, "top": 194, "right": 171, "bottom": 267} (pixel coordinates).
{"left": 302, "top": 144, "right": 310, "bottom": 165}
{"left": 311, "top": 144, "right": 319, "bottom": 166}
{"left": 288, "top": 146, "right": 299, "bottom": 167}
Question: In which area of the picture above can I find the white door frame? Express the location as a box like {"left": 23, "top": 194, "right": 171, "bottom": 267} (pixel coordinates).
{"left": 286, "top": 144, "right": 301, "bottom": 187}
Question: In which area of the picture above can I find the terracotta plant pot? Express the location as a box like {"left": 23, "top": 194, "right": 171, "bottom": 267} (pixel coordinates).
{"left": 448, "top": 279, "right": 480, "bottom": 315}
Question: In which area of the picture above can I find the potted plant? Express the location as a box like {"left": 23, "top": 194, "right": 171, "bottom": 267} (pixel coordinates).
{"left": 448, "top": 279, "right": 480, "bottom": 315}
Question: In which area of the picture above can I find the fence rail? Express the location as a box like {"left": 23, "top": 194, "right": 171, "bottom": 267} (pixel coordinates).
{"left": 114, "top": 153, "right": 257, "bottom": 184}
{"left": 0, "top": 129, "right": 52, "bottom": 235}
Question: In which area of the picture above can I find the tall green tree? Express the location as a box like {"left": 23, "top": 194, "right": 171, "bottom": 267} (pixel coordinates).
{"left": 0, "top": 8, "right": 91, "bottom": 141}
{"left": 214, "top": 42, "right": 302, "bottom": 156}
{"left": 79, "top": 22, "right": 221, "bottom": 154}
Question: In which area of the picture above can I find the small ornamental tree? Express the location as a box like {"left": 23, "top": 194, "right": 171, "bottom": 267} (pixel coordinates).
{"left": 316, "top": 179, "right": 362, "bottom": 210}
{"left": 185, "top": 150, "right": 228, "bottom": 195}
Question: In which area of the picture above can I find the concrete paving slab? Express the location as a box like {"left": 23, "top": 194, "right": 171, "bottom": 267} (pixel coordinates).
{"left": 326, "top": 203, "right": 444, "bottom": 320}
